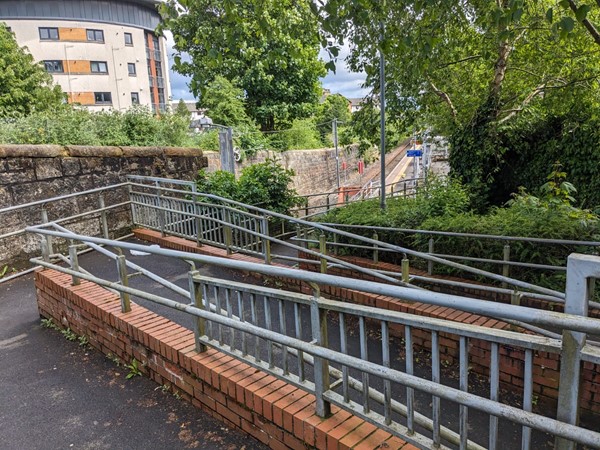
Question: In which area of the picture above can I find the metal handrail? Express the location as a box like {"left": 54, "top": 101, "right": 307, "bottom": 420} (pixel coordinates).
{"left": 23, "top": 226, "right": 599, "bottom": 334}
{"left": 321, "top": 222, "right": 600, "bottom": 247}
{"left": 25, "top": 225, "right": 600, "bottom": 449}
{"left": 0, "top": 182, "right": 130, "bottom": 214}
{"left": 125, "top": 176, "right": 565, "bottom": 299}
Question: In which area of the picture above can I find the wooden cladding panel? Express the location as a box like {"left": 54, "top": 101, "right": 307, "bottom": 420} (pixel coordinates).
{"left": 64, "top": 60, "right": 91, "bottom": 74}
{"left": 58, "top": 27, "right": 88, "bottom": 41}
{"left": 68, "top": 92, "right": 95, "bottom": 106}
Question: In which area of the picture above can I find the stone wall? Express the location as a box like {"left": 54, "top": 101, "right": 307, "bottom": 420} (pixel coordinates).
{"left": 0, "top": 145, "right": 207, "bottom": 268}
{"left": 204, "top": 145, "right": 363, "bottom": 197}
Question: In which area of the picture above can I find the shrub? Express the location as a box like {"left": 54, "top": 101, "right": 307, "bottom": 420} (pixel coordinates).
{"left": 269, "top": 118, "right": 323, "bottom": 151}
{"left": 195, "top": 158, "right": 304, "bottom": 215}
{"left": 319, "top": 172, "right": 599, "bottom": 291}
{"left": 0, "top": 106, "right": 194, "bottom": 147}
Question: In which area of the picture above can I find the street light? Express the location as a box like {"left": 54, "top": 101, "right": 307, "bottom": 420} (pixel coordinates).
{"left": 379, "top": 13, "right": 386, "bottom": 211}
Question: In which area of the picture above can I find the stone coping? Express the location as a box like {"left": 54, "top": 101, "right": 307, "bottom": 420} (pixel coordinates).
{"left": 0, "top": 145, "right": 202, "bottom": 158}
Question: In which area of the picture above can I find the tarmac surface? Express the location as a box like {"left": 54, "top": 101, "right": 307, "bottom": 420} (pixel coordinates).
{"left": 0, "top": 253, "right": 268, "bottom": 450}
{"left": 0, "top": 238, "right": 561, "bottom": 450}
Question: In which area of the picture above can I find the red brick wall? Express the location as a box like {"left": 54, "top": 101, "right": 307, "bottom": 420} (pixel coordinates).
{"left": 35, "top": 268, "right": 417, "bottom": 450}
{"left": 131, "top": 229, "right": 600, "bottom": 420}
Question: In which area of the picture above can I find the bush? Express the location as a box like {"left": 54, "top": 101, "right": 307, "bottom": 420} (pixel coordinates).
{"left": 0, "top": 106, "right": 194, "bottom": 147}
{"left": 318, "top": 174, "right": 599, "bottom": 290}
{"left": 269, "top": 118, "right": 323, "bottom": 151}
{"left": 195, "top": 158, "right": 304, "bottom": 215}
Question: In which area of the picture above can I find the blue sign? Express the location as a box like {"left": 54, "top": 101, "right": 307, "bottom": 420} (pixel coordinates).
{"left": 407, "top": 149, "right": 423, "bottom": 157}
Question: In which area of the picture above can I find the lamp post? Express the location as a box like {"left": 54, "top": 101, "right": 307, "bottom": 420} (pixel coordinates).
{"left": 379, "top": 11, "right": 386, "bottom": 211}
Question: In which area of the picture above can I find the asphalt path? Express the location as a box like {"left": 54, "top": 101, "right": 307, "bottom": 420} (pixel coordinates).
{"left": 0, "top": 240, "right": 566, "bottom": 449}
{"left": 0, "top": 261, "right": 267, "bottom": 450}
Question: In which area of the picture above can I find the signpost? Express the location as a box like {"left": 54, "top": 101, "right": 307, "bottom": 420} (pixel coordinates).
{"left": 406, "top": 149, "right": 423, "bottom": 157}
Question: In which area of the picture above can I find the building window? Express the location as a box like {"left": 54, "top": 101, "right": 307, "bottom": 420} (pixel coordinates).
{"left": 86, "top": 29, "right": 104, "bottom": 43}
{"left": 155, "top": 63, "right": 163, "bottom": 78}
{"left": 127, "top": 63, "right": 137, "bottom": 76}
{"left": 131, "top": 92, "right": 140, "bottom": 105}
{"left": 39, "top": 27, "right": 59, "bottom": 40}
{"left": 44, "top": 60, "right": 64, "bottom": 73}
{"left": 94, "top": 92, "right": 112, "bottom": 105}
{"left": 124, "top": 32, "right": 133, "bottom": 46}
{"left": 90, "top": 61, "right": 108, "bottom": 74}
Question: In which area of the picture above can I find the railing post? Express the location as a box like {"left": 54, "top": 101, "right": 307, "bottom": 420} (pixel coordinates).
{"left": 127, "top": 182, "right": 137, "bottom": 226}
{"left": 155, "top": 181, "right": 166, "bottom": 237}
{"left": 373, "top": 232, "right": 379, "bottom": 264}
{"left": 345, "top": 192, "right": 349, "bottom": 204}
{"left": 390, "top": 184, "right": 394, "bottom": 197}
{"left": 310, "top": 284, "right": 331, "bottom": 418}
{"left": 332, "top": 233, "right": 338, "bottom": 256}
{"left": 326, "top": 196, "right": 330, "bottom": 212}
{"left": 224, "top": 207, "right": 233, "bottom": 255}
{"left": 502, "top": 244, "right": 511, "bottom": 288}
{"left": 98, "top": 194, "right": 109, "bottom": 240}
{"left": 192, "top": 185, "right": 203, "bottom": 247}
{"left": 555, "top": 254, "right": 593, "bottom": 450}
{"left": 403, "top": 182, "right": 407, "bottom": 197}
{"left": 41, "top": 206, "right": 53, "bottom": 256}
{"left": 262, "top": 217, "right": 271, "bottom": 264}
{"left": 305, "top": 203, "right": 309, "bottom": 217}
{"left": 69, "top": 244, "right": 80, "bottom": 286}
{"left": 116, "top": 255, "right": 131, "bottom": 313}
{"left": 189, "top": 271, "right": 207, "bottom": 353}
{"left": 40, "top": 237, "right": 50, "bottom": 263}
{"left": 402, "top": 255, "right": 410, "bottom": 283}
{"left": 319, "top": 234, "right": 327, "bottom": 274}
{"left": 428, "top": 238, "right": 434, "bottom": 275}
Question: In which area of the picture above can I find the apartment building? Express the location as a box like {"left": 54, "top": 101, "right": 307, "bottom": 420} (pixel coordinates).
{"left": 0, "top": 0, "right": 171, "bottom": 112}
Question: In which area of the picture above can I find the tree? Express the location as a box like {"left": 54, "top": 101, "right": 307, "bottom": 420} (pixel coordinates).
{"left": 160, "top": 0, "right": 327, "bottom": 131}
{"left": 174, "top": 98, "right": 191, "bottom": 120}
{"left": 202, "top": 76, "right": 253, "bottom": 127}
{"left": 315, "top": 93, "right": 351, "bottom": 139}
{"left": 0, "top": 24, "right": 65, "bottom": 116}
{"left": 313, "top": 0, "right": 600, "bottom": 207}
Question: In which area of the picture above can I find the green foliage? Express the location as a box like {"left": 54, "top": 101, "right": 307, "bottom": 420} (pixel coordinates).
{"left": 41, "top": 318, "right": 58, "bottom": 330}
{"left": 196, "top": 158, "right": 304, "bottom": 214}
{"left": 320, "top": 172, "right": 599, "bottom": 290}
{"left": 196, "top": 169, "right": 240, "bottom": 200}
{"left": 202, "top": 76, "right": 254, "bottom": 127}
{"left": 160, "top": 0, "right": 326, "bottom": 130}
{"left": 314, "top": 0, "right": 600, "bottom": 209}
{"left": 452, "top": 103, "right": 600, "bottom": 209}
{"left": 175, "top": 99, "right": 191, "bottom": 120}
{"left": 195, "top": 130, "right": 220, "bottom": 151}
{"left": 0, "top": 24, "right": 65, "bottom": 117}
{"left": 60, "top": 328, "right": 78, "bottom": 342}
{"left": 269, "top": 118, "right": 323, "bottom": 151}
{"left": 316, "top": 94, "right": 351, "bottom": 141}
{"left": 125, "top": 359, "right": 143, "bottom": 379}
{"left": 0, "top": 107, "right": 195, "bottom": 147}
{"left": 238, "top": 158, "right": 305, "bottom": 213}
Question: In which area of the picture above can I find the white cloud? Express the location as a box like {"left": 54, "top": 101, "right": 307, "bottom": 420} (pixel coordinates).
{"left": 319, "top": 43, "right": 370, "bottom": 99}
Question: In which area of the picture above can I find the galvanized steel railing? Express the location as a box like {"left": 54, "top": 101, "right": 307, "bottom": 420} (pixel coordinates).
{"left": 0, "top": 182, "right": 133, "bottom": 283}
{"left": 26, "top": 224, "right": 600, "bottom": 450}
{"left": 125, "top": 175, "right": 566, "bottom": 302}
{"left": 293, "top": 177, "right": 425, "bottom": 218}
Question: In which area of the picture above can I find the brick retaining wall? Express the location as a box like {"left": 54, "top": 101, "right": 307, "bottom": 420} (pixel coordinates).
{"left": 132, "top": 228, "right": 600, "bottom": 420}
{"left": 35, "top": 268, "right": 416, "bottom": 450}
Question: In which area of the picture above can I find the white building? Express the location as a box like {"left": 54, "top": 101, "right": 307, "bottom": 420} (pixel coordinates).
{"left": 0, "top": 0, "right": 171, "bottom": 112}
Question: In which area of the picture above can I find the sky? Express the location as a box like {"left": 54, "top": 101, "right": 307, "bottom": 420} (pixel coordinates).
{"left": 165, "top": 32, "right": 370, "bottom": 103}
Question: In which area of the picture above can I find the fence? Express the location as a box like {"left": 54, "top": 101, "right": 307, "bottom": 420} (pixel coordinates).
{"left": 125, "top": 175, "right": 567, "bottom": 304}
{"left": 26, "top": 223, "right": 600, "bottom": 450}
{"left": 0, "top": 182, "right": 132, "bottom": 282}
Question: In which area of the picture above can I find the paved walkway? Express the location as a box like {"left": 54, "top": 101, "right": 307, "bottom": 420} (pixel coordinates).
{"left": 0, "top": 264, "right": 267, "bottom": 450}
